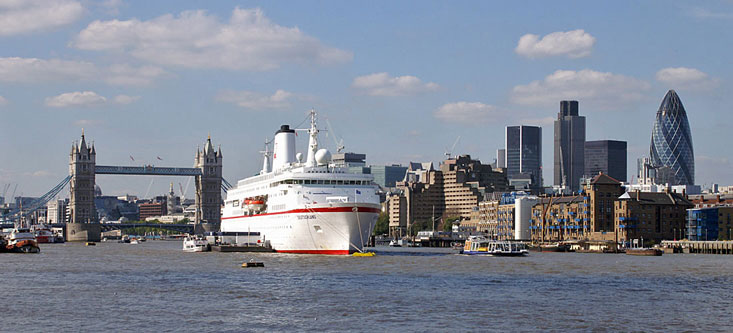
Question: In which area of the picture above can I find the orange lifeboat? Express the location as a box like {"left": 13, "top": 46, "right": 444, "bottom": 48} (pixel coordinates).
{"left": 243, "top": 197, "right": 266, "bottom": 212}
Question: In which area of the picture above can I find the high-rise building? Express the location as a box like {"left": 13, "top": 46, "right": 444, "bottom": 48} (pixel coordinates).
{"left": 584, "top": 140, "right": 627, "bottom": 182}
{"left": 387, "top": 155, "right": 510, "bottom": 237}
{"left": 370, "top": 165, "right": 408, "bottom": 188}
{"left": 496, "top": 149, "right": 506, "bottom": 168}
{"left": 554, "top": 100, "right": 586, "bottom": 192}
{"left": 332, "top": 152, "right": 366, "bottom": 167}
{"left": 505, "top": 125, "right": 542, "bottom": 189}
{"left": 650, "top": 90, "right": 695, "bottom": 185}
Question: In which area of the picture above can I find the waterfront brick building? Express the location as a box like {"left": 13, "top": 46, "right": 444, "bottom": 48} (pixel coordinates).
{"left": 585, "top": 173, "right": 626, "bottom": 240}
{"left": 472, "top": 192, "right": 536, "bottom": 240}
{"left": 528, "top": 173, "right": 625, "bottom": 242}
{"left": 530, "top": 194, "right": 590, "bottom": 242}
{"left": 387, "top": 155, "right": 509, "bottom": 237}
{"left": 615, "top": 190, "right": 692, "bottom": 243}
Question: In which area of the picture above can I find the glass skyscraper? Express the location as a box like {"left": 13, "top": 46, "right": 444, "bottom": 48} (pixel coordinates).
{"left": 505, "top": 125, "right": 542, "bottom": 189}
{"left": 584, "top": 140, "right": 627, "bottom": 182}
{"left": 554, "top": 100, "right": 585, "bottom": 192}
{"left": 650, "top": 90, "right": 695, "bottom": 185}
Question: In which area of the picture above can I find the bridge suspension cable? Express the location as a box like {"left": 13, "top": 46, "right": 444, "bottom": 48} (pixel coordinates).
{"left": 0, "top": 175, "right": 72, "bottom": 222}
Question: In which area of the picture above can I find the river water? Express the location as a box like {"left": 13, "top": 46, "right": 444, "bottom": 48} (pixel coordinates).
{"left": 2, "top": 241, "right": 732, "bottom": 332}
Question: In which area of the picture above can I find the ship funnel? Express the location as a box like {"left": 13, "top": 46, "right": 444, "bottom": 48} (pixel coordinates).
{"left": 272, "top": 125, "right": 296, "bottom": 171}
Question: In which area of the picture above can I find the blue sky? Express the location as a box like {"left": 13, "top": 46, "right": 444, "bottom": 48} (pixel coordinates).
{"left": 1, "top": 0, "right": 732, "bottom": 198}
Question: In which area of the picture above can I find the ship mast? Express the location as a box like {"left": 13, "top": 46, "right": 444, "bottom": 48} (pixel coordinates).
{"left": 305, "top": 108, "right": 319, "bottom": 167}
{"left": 260, "top": 138, "right": 271, "bottom": 174}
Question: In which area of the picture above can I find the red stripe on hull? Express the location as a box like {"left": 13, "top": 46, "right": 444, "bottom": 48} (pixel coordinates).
{"left": 222, "top": 206, "right": 380, "bottom": 220}
{"left": 276, "top": 249, "right": 350, "bottom": 255}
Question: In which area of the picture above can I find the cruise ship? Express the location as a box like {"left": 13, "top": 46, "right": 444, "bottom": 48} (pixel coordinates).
{"left": 220, "top": 110, "right": 381, "bottom": 254}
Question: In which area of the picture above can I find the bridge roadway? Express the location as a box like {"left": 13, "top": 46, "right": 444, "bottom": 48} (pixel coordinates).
{"left": 1, "top": 222, "right": 194, "bottom": 233}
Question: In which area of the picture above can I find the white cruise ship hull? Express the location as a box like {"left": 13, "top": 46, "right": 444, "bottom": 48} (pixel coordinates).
{"left": 221, "top": 203, "right": 380, "bottom": 255}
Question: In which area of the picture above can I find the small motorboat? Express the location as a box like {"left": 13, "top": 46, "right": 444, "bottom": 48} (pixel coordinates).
{"left": 182, "top": 235, "right": 210, "bottom": 252}
{"left": 32, "top": 224, "right": 59, "bottom": 243}
{"left": 130, "top": 238, "right": 141, "bottom": 245}
{"left": 625, "top": 238, "right": 663, "bottom": 256}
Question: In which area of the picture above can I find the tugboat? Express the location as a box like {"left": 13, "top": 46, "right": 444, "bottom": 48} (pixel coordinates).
{"left": 5, "top": 227, "right": 41, "bottom": 253}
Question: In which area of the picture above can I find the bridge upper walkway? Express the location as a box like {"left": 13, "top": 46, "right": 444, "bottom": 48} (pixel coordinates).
{"left": 95, "top": 165, "right": 202, "bottom": 176}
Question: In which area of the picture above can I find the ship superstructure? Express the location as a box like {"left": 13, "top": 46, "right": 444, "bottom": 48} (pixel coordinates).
{"left": 221, "top": 110, "right": 380, "bottom": 254}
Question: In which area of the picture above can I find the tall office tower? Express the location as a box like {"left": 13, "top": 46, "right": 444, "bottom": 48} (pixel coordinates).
{"left": 650, "top": 90, "right": 695, "bottom": 185}
{"left": 554, "top": 100, "right": 586, "bottom": 192}
{"left": 505, "top": 125, "right": 542, "bottom": 189}
{"left": 496, "top": 149, "right": 506, "bottom": 168}
{"left": 584, "top": 140, "right": 627, "bottom": 182}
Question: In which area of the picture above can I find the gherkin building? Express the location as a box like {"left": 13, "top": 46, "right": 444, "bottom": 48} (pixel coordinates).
{"left": 650, "top": 90, "right": 695, "bottom": 185}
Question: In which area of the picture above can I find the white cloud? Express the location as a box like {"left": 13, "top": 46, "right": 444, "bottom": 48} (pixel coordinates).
{"left": 511, "top": 69, "right": 650, "bottom": 107}
{"left": 515, "top": 29, "right": 595, "bottom": 59}
{"left": 216, "top": 89, "right": 294, "bottom": 109}
{"left": 45, "top": 91, "right": 139, "bottom": 107}
{"left": 74, "top": 119, "right": 103, "bottom": 127}
{"left": 434, "top": 102, "right": 497, "bottom": 124}
{"left": 105, "top": 64, "right": 167, "bottom": 86}
{"left": 352, "top": 72, "right": 439, "bottom": 96}
{"left": 0, "top": 96, "right": 7, "bottom": 106}
{"left": 0, "top": 57, "right": 165, "bottom": 86}
{"left": 112, "top": 94, "right": 140, "bottom": 104}
{"left": 690, "top": 7, "right": 733, "bottom": 20}
{"left": 46, "top": 91, "right": 107, "bottom": 108}
{"left": 0, "top": 57, "right": 96, "bottom": 82}
{"left": 0, "top": 0, "right": 83, "bottom": 36}
{"left": 656, "top": 67, "right": 719, "bottom": 91}
{"left": 72, "top": 7, "right": 353, "bottom": 70}
{"left": 31, "top": 170, "right": 52, "bottom": 177}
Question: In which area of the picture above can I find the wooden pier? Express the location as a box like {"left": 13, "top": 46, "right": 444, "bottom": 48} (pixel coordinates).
{"left": 660, "top": 240, "right": 733, "bottom": 255}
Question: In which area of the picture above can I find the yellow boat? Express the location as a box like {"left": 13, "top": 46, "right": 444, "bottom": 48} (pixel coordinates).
{"left": 352, "top": 252, "right": 375, "bottom": 257}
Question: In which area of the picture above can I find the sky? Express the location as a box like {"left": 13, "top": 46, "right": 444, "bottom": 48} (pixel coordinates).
{"left": 1, "top": 0, "right": 732, "bottom": 199}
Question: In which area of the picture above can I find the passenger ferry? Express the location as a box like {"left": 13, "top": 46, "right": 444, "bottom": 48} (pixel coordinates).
{"left": 462, "top": 236, "right": 529, "bottom": 256}
{"left": 220, "top": 110, "right": 381, "bottom": 255}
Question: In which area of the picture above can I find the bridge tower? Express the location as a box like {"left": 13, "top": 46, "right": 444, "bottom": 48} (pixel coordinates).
{"left": 67, "top": 130, "right": 101, "bottom": 241}
{"left": 194, "top": 136, "right": 222, "bottom": 233}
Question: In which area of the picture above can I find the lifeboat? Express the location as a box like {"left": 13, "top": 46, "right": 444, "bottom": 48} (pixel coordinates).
{"left": 243, "top": 197, "right": 266, "bottom": 212}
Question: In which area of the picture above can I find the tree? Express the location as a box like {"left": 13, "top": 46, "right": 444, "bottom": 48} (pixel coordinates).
{"left": 442, "top": 216, "right": 460, "bottom": 232}
{"left": 373, "top": 212, "right": 389, "bottom": 235}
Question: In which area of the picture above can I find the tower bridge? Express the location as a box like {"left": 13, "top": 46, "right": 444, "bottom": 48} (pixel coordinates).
{"left": 0, "top": 131, "right": 226, "bottom": 242}
{"left": 65, "top": 131, "right": 224, "bottom": 242}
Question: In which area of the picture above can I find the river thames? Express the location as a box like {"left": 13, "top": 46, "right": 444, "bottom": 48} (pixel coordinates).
{"left": 2, "top": 241, "right": 732, "bottom": 332}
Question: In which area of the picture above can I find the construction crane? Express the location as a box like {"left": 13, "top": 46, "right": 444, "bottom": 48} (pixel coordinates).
{"left": 444, "top": 136, "right": 461, "bottom": 160}
{"left": 324, "top": 117, "right": 345, "bottom": 153}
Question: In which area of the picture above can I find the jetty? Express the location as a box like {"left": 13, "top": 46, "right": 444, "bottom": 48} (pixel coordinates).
{"left": 660, "top": 240, "right": 733, "bottom": 255}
